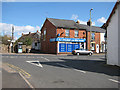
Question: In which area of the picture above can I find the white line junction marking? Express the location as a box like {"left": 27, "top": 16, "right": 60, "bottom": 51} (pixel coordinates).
{"left": 109, "top": 79, "right": 120, "bottom": 84}
{"left": 57, "top": 63, "right": 86, "bottom": 73}
{"left": 26, "top": 61, "right": 43, "bottom": 68}
{"left": 41, "top": 57, "right": 50, "bottom": 61}
{"left": 34, "top": 57, "right": 86, "bottom": 73}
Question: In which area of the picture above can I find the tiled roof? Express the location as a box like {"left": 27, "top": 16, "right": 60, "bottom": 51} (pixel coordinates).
{"left": 19, "top": 32, "right": 40, "bottom": 41}
{"left": 47, "top": 18, "right": 105, "bottom": 33}
{"left": 77, "top": 24, "right": 106, "bottom": 33}
{"left": 47, "top": 18, "right": 84, "bottom": 30}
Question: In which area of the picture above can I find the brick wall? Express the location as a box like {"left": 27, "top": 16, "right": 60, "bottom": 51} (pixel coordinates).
{"left": 0, "top": 44, "right": 9, "bottom": 53}
{"left": 41, "top": 19, "right": 101, "bottom": 54}
{"left": 41, "top": 21, "right": 87, "bottom": 54}
{"left": 87, "top": 32, "right": 100, "bottom": 52}
{"left": 41, "top": 19, "right": 57, "bottom": 54}
{"left": 57, "top": 28, "right": 86, "bottom": 39}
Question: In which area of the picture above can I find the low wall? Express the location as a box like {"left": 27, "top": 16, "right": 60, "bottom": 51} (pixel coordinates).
{"left": 0, "top": 44, "right": 31, "bottom": 53}
{"left": 0, "top": 44, "right": 10, "bottom": 53}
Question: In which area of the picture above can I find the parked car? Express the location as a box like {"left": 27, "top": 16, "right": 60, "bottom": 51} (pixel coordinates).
{"left": 72, "top": 48, "right": 93, "bottom": 56}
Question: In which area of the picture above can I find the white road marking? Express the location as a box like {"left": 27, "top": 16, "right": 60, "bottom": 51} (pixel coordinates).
{"left": 57, "top": 63, "right": 69, "bottom": 68}
{"left": 19, "top": 72, "right": 34, "bottom": 88}
{"left": 109, "top": 79, "right": 120, "bottom": 84}
{"left": 41, "top": 57, "right": 50, "bottom": 61}
{"left": 57, "top": 63, "right": 86, "bottom": 73}
{"left": 73, "top": 69, "right": 86, "bottom": 73}
{"left": 26, "top": 61, "right": 43, "bottom": 68}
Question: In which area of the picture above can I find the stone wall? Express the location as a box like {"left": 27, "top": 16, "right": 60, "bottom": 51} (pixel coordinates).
{"left": 0, "top": 44, "right": 31, "bottom": 53}
{"left": 0, "top": 44, "right": 10, "bottom": 53}
{"left": 22, "top": 45, "right": 31, "bottom": 53}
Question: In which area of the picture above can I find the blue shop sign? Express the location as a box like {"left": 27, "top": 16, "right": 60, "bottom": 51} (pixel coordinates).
{"left": 50, "top": 38, "right": 86, "bottom": 42}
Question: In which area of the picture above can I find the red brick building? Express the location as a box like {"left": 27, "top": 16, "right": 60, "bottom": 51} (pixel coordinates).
{"left": 40, "top": 18, "right": 105, "bottom": 54}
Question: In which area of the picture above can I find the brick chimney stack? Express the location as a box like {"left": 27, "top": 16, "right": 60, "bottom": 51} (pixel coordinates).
{"left": 76, "top": 20, "right": 80, "bottom": 24}
{"left": 87, "top": 19, "right": 92, "bottom": 26}
{"left": 29, "top": 32, "right": 31, "bottom": 34}
{"left": 22, "top": 33, "right": 24, "bottom": 36}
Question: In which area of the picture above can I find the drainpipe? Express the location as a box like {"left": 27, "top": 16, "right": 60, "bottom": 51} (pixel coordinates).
{"left": 86, "top": 31, "right": 88, "bottom": 50}
{"left": 105, "top": 29, "right": 107, "bottom": 64}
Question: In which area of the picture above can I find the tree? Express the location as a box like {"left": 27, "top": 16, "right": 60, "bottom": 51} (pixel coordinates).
{"left": 23, "top": 37, "right": 32, "bottom": 46}
{"left": 15, "top": 36, "right": 32, "bottom": 46}
{"left": 2, "top": 35, "right": 11, "bottom": 45}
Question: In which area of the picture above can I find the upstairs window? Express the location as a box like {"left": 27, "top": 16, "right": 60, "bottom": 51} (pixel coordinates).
{"left": 65, "top": 30, "right": 69, "bottom": 37}
{"left": 41, "top": 33, "right": 43, "bottom": 40}
{"left": 43, "top": 29, "right": 46, "bottom": 41}
{"left": 75, "top": 30, "right": 79, "bottom": 37}
{"left": 91, "top": 33, "right": 95, "bottom": 40}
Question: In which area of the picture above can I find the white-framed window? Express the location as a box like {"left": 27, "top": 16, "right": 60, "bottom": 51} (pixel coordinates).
{"left": 65, "top": 29, "right": 69, "bottom": 37}
{"left": 41, "top": 33, "right": 43, "bottom": 40}
{"left": 91, "top": 43, "right": 95, "bottom": 51}
{"left": 91, "top": 32, "right": 95, "bottom": 40}
{"left": 43, "top": 29, "right": 46, "bottom": 41}
{"left": 75, "top": 30, "right": 79, "bottom": 37}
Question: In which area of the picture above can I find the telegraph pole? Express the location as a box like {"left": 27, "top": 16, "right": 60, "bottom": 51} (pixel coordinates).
{"left": 11, "top": 26, "right": 14, "bottom": 53}
{"left": 90, "top": 8, "right": 93, "bottom": 51}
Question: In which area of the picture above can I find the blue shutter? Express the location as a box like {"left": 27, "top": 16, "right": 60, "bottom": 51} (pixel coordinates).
{"left": 59, "top": 43, "right": 66, "bottom": 52}
{"left": 73, "top": 44, "right": 80, "bottom": 50}
{"left": 67, "top": 44, "right": 73, "bottom": 52}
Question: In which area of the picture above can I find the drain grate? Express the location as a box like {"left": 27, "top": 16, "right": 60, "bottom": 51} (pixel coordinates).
{"left": 53, "top": 80, "right": 65, "bottom": 83}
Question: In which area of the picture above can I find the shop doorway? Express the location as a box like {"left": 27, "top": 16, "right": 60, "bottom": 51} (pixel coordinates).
{"left": 96, "top": 44, "right": 99, "bottom": 53}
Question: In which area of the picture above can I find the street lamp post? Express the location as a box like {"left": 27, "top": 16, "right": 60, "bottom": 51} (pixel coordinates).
{"left": 11, "top": 26, "right": 14, "bottom": 53}
{"left": 90, "top": 8, "right": 93, "bottom": 51}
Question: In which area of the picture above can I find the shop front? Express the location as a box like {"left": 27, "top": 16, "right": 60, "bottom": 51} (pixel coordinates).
{"left": 50, "top": 38, "right": 86, "bottom": 53}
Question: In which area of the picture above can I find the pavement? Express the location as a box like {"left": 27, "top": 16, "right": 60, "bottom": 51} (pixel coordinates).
{"left": 1, "top": 52, "right": 105, "bottom": 56}
{"left": 2, "top": 69, "right": 31, "bottom": 88}
{"left": 1, "top": 62, "right": 33, "bottom": 89}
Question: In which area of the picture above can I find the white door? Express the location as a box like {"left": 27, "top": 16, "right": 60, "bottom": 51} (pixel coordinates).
{"left": 96, "top": 44, "right": 99, "bottom": 53}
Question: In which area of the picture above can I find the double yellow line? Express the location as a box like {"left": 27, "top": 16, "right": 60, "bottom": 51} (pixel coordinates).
{"left": 4, "top": 63, "right": 31, "bottom": 78}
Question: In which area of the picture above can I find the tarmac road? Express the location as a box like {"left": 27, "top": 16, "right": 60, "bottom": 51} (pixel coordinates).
{"left": 1, "top": 53, "right": 120, "bottom": 88}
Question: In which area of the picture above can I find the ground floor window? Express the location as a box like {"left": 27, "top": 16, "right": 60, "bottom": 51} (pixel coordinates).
{"left": 35, "top": 42, "right": 37, "bottom": 46}
{"left": 80, "top": 42, "right": 84, "bottom": 49}
{"left": 101, "top": 43, "right": 105, "bottom": 52}
{"left": 59, "top": 42, "right": 85, "bottom": 52}
{"left": 91, "top": 43, "right": 95, "bottom": 51}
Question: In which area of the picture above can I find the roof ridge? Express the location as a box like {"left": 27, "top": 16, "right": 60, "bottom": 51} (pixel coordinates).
{"left": 47, "top": 18, "right": 75, "bottom": 21}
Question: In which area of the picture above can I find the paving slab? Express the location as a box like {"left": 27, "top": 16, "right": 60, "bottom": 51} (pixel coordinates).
{"left": 2, "top": 69, "right": 31, "bottom": 88}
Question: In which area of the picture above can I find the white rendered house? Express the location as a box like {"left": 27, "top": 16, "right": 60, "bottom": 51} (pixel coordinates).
{"left": 104, "top": 1, "right": 120, "bottom": 66}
